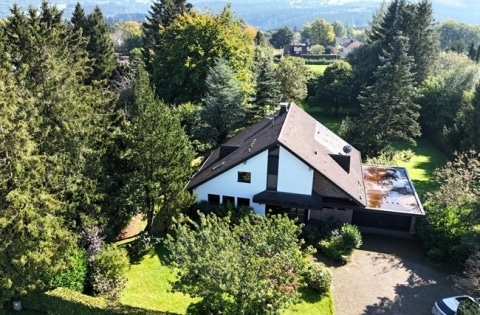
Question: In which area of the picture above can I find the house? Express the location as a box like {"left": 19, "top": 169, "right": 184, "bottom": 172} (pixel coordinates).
{"left": 187, "top": 103, "right": 424, "bottom": 234}
{"left": 339, "top": 39, "right": 363, "bottom": 57}
{"left": 283, "top": 43, "right": 311, "bottom": 56}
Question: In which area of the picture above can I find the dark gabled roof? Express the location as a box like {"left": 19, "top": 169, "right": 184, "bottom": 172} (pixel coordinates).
{"left": 187, "top": 103, "right": 367, "bottom": 207}
{"left": 186, "top": 110, "right": 286, "bottom": 189}
{"left": 278, "top": 104, "right": 366, "bottom": 206}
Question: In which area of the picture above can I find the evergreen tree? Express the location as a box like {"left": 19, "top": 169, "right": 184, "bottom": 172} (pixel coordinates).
{"left": 142, "top": 0, "right": 192, "bottom": 72}
{"left": 4, "top": 1, "right": 116, "bottom": 232}
{"left": 0, "top": 28, "right": 77, "bottom": 302}
{"left": 195, "top": 58, "right": 246, "bottom": 150}
{"left": 357, "top": 35, "right": 421, "bottom": 154}
{"left": 128, "top": 65, "right": 195, "bottom": 235}
{"left": 70, "top": 2, "right": 87, "bottom": 30}
{"left": 83, "top": 6, "right": 117, "bottom": 84}
{"left": 248, "top": 48, "right": 281, "bottom": 123}
{"left": 463, "top": 83, "right": 480, "bottom": 150}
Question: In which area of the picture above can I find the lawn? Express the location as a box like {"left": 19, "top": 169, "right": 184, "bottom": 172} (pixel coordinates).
{"left": 307, "top": 64, "right": 328, "bottom": 75}
{"left": 120, "top": 244, "right": 334, "bottom": 315}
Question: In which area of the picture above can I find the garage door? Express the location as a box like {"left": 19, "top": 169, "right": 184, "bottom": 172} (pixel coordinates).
{"left": 352, "top": 210, "right": 412, "bottom": 232}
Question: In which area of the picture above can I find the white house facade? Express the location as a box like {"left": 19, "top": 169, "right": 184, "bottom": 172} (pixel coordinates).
{"left": 187, "top": 103, "right": 424, "bottom": 234}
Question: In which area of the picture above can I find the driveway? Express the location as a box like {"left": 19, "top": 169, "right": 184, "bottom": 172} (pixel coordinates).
{"left": 327, "top": 234, "right": 456, "bottom": 315}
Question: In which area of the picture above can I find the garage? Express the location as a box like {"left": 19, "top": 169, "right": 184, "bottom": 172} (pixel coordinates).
{"left": 352, "top": 210, "right": 413, "bottom": 232}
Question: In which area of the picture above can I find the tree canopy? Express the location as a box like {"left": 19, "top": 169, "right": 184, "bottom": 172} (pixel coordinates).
{"left": 165, "top": 212, "right": 308, "bottom": 314}
{"left": 151, "top": 6, "right": 255, "bottom": 105}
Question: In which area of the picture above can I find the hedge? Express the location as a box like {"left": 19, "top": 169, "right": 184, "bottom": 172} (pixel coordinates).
{"left": 19, "top": 288, "right": 173, "bottom": 315}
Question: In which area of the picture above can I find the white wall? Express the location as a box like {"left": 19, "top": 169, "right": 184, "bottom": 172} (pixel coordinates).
{"left": 277, "top": 146, "right": 313, "bottom": 194}
{"left": 193, "top": 150, "right": 268, "bottom": 215}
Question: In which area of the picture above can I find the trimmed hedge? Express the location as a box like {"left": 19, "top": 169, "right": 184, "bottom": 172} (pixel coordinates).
{"left": 20, "top": 288, "right": 172, "bottom": 315}
{"left": 303, "top": 262, "right": 332, "bottom": 294}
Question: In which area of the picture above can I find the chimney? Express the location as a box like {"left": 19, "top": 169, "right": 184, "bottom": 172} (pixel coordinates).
{"left": 279, "top": 102, "right": 290, "bottom": 114}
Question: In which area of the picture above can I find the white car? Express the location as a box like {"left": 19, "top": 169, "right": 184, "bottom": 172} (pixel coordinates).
{"left": 432, "top": 295, "right": 480, "bottom": 315}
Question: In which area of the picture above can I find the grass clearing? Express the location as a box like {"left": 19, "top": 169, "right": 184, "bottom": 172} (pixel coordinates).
{"left": 120, "top": 246, "right": 197, "bottom": 314}
{"left": 307, "top": 64, "right": 328, "bottom": 75}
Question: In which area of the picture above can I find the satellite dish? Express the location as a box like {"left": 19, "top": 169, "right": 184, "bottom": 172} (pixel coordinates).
{"left": 343, "top": 145, "right": 352, "bottom": 154}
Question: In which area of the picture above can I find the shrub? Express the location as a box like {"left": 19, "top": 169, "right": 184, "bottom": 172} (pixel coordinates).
{"left": 301, "top": 224, "right": 322, "bottom": 247}
{"left": 457, "top": 299, "right": 480, "bottom": 315}
{"left": 319, "top": 224, "right": 362, "bottom": 264}
{"left": 303, "top": 262, "right": 332, "bottom": 294}
{"left": 48, "top": 248, "right": 88, "bottom": 292}
{"left": 340, "top": 224, "right": 363, "bottom": 249}
{"left": 92, "top": 244, "right": 130, "bottom": 300}
{"left": 427, "top": 247, "right": 446, "bottom": 262}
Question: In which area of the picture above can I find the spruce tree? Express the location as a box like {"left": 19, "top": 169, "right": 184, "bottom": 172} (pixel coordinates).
{"left": 357, "top": 35, "right": 421, "bottom": 154}
{"left": 83, "top": 6, "right": 117, "bottom": 84}
{"left": 195, "top": 58, "right": 246, "bottom": 149}
{"left": 249, "top": 48, "right": 281, "bottom": 123}
{"left": 71, "top": 2, "right": 87, "bottom": 30}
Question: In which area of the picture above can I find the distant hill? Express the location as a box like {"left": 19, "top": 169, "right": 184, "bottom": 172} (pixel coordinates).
{"left": 1, "top": 0, "right": 479, "bottom": 30}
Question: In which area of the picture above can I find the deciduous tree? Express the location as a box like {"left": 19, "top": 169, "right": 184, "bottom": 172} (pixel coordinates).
{"left": 302, "top": 19, "right": 335, "bottom": 47}
{"left": 269, "top": 26, "right": 294, "bottom": 49}
{"left": 151, "top": 6, "right": 255, "bottom": 105}
{"left": 165, "top": 212, "right": 308, "bottom": 314}
{"left": 275, "top": 56, "right": 308, "bottom": 102}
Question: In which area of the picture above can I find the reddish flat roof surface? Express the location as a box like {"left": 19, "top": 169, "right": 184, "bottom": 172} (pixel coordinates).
{"left": 362, "top": 165, "right": 424, "bottom": 215}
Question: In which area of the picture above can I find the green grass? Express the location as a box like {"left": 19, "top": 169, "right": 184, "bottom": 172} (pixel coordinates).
{"left": 307, "top": 64, "right": 328, "bottom": 75}
{"left": 391, "top": 139, "right": 446, "bottom": 195}
{"left": 120, "top": 246, "right": 197, "bottom": 314}
{"left": 120, "top": 245, "right": 334, "bottom": 315}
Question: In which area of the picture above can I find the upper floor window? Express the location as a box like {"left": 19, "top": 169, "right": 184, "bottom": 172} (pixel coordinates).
{"left": 238, "top": 171, "right": 251, "bottom": 183}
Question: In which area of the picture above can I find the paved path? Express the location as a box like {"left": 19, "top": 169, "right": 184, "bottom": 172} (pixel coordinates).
{"left": 328, "top": 234, "right": 456, "bottom": 315}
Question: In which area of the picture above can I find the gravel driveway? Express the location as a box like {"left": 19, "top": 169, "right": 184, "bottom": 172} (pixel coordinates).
{"left": 327, "top": 234, "right": 456, "bottom": 315}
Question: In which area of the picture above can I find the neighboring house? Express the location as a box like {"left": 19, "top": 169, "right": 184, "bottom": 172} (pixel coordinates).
{"left": 187, "top": 103, "right": 424, "bottom": 234}
{"left": 283, "top": 43, "right": 311, "bottom": 56}
{"left": 339, "top": 39, "right": 363, "bottom": 57}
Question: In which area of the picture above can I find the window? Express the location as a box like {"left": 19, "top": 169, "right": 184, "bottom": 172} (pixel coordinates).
{"left": 267, "top": 147, "right": 279, "bottom": 191}
{"left": 238, "top": 171, "right": 251, "bottom": 183}
{"left": 237, "top": 197, "right": 250, "bottom": 207}
{"left": 223, "top": 195, "right": 235, "bottom": 205}
{"left": 207, "top": 194, "right": 220, "bottom": 205}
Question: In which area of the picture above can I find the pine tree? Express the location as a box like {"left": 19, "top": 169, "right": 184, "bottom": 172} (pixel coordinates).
{"left": 128, "top": 65, "right": 195, "bottom": 235}
{"left": 357, "top": 35, "right": 421, "bottom": 153}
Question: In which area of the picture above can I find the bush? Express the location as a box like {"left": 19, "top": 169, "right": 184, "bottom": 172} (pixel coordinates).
{"left": 457, "top": 299, "right": 480, "bottom": 315}
{"left": 48, "top": 248, "right": 88, "bottom": 292}
{"left": 427, "top": 247, "right": 446, "bottom": 262}
{"left": 91, "top": 244, "right": 130, "bottom": 300}
{"left": 319, "top": 224, "right": 362, "bottom": 264}
{"left": 301, "top": 225, "right": 322, "bottom": 247}
{"left": 303, "top": 262, "right": 332, "bottom": 294}
{"left": 21, "top": 287, "right": 167, "bottom": 314}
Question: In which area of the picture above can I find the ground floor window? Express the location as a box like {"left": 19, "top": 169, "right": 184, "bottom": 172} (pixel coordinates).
{"left": 237, "top": 197, "right": 250, "bottom": 207}
{"left": 208, "top": 194, "right": 220, "bottom": 205}
{"left": 223, "top": 195, "right": 235, "bottom": 205}
{"left": 267, "top": 205, "right": 308, "bottom": 223}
